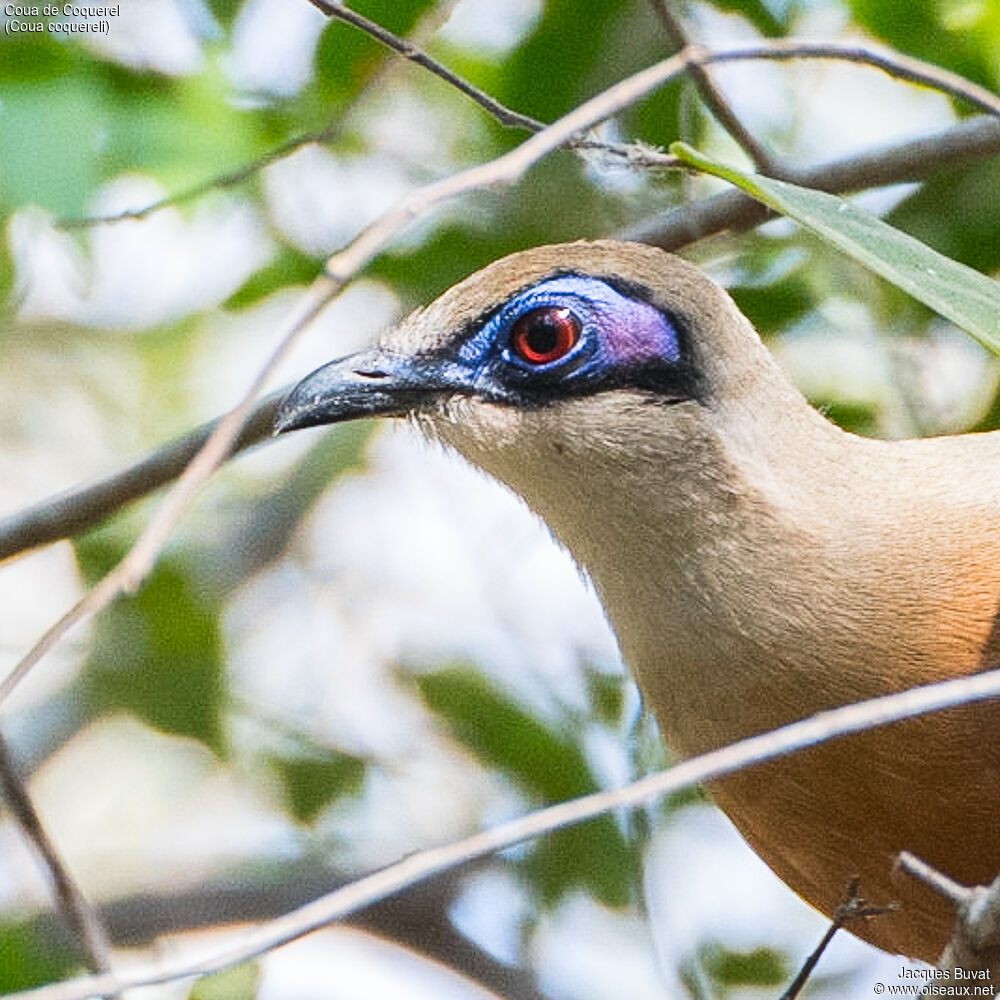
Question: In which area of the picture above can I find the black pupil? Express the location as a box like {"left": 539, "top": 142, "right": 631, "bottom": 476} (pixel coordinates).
{"left": 525, "top": 314, "right": 561, "bottom": 354}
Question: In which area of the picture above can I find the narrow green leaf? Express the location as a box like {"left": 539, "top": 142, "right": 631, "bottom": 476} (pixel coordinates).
{"left": 670, "top": 142, "right": 1000, "bottom": 355}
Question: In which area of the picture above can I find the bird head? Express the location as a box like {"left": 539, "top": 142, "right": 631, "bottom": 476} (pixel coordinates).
{"left": 275, "top": 241, "right": 812, "bottom": 528}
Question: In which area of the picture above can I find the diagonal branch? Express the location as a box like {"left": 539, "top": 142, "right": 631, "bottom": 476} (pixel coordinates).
{"left": 0, "top": 280, "right": 339, "bottom": 707}
{"left": 306, "top": 0, "right": 545, "bottom": 132}
{"left": 8, "top": 665, "right": 1000, "bottom": 1000}
{"left": 5, "top": 34, "right": 1000, "bottom": 711}
{"left": 60, "top": 29, "right": 1000, "bottom": 229}
{"left": 699, "top": 40, "right": 1000, "bottom": 118}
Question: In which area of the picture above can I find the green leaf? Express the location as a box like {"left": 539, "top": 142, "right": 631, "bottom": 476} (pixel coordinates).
{"left": 417, "top": 667, "right": 594, "bottom": 803}
{"left": 417, "top": 667, "right": 639, "bottom": 906}
{"left": 0, "top": 78, "right": 105, "bottom": 216}
{"left": 270, "top": 750, "right": 366, "bottom": 824}
{"left": 0, "top": 34, "right": 77, "bottom": 82}
{"left": 76, "top": 536, "right": 227, "bottom": 755}
{"left": 848, "top": 0, "right": 998, "bottom": 89}
{"left": 670, "top": 142, "right": 1000, "bottom": 355}
{"left": 313, "top": 0, "right": 439, "bottom": 107}
{"left": 812, "top": 398, "right": 881, "bottom": 438}
{"left": 728, "top": 272, "right": 815, "bottom": 335}
{"left": 709, "top": 0, "right": 787, "bottom": 37}
{"left": 188, "top": 962, "right": 259, "bottom": 1000}
{"left": 499, "top": 0, "right": 649, "bottom": 123}
{"left": 701, "top": 943, "right": 787, "bottom": 989}
{"left": 224, "top": 246, "right": 320, "bottom": 309}
{"left": 202, "top": 0, "right": 244, "bottom": 30}
{"left": 0, "top": 923, "right": 78, "bottom": 992}
{"left": 887, "top": 160, "right": 1000, "bottom": 274}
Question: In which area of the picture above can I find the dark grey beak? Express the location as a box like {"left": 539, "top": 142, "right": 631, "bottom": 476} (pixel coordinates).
{"left": 275, "top": 347, "right": 462, "bottom": 434}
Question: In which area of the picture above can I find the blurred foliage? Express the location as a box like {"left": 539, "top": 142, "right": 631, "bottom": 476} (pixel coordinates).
{"left": 696, "top": 942, "right": 788, "bottom": 993}
{"left": 3, "top": 0, "right": 1000, "bottom": 995}
{"left": 188, "top": 961, "right": 260, "bottom": 1000}
{"left": 75, "top": 532, "right": 228, "bottom": 754}
{"left": 418, "top": 666, "right": 640, "bottom": 906}
{"left": 675, "top": 142, "right": 1000, "bottom": 354}
{"left": 269, "top": 748, "right": 367, "bottom": 825}
{"left": 887, "top": 159, "right": 1000, "bottom": 274}
{"left": 0, "top": 924, "right": 80, "bottom": 993}
{"left": 849, "top": 0, "right": 1000, "bottom": 90}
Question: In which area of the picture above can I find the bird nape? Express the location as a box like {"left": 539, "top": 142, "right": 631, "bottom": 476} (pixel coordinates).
{"left": 276, "top": 239, "right": 1000, "bottom": 964}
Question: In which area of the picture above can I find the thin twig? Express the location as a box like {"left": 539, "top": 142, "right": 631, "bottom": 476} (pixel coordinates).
{"left": 8, "top": 665, "right": 1000, "bottom": 1000}
{"left": 58, "top": 135, "right": 330, "bottom": 229}
{"left": 648, "top": 0, "right": 779, "bottom": 172}
{"left": 780, "top": 879, "right": 897, "bottom": 1000}
{"left": 897, "top": 852, "right": 974, "bottom": 907}
{"left": 623, "top": 113, "right": 1000, "bottom": 246}
{"left": 898, "top": 854, "right": 1000, "bottom": 991}
{"left": 0, "top": 732, "right": 113, "bottom": 976}
{"left": 6, "top": 35, "right": 1000, "bottom": 711}
{"left": 318, "top": 48, "right": 697, "bottom": 282}
{"left": 306, "top": 0, "right": 545, "bottom": 132}
{"left": 698, "top": 40, "right": 1000, "bottom": 118}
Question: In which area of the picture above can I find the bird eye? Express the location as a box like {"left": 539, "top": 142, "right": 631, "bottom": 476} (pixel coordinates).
{"left": 509, "top": 307, "right": 581, "bottom": 366}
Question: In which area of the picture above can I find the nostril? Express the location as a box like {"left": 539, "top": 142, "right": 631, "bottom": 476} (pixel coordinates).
{"left": 354, "top": 368, "right": 389, "bottom": 379}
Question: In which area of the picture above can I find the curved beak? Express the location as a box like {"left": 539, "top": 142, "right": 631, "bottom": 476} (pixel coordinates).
{"left": 274, "top": 347, "right": 467, "bottom": 434}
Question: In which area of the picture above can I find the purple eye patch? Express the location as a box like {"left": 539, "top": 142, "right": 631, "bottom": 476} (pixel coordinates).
{"left": 520, "top": 275, "right": 681, "bottom": 367}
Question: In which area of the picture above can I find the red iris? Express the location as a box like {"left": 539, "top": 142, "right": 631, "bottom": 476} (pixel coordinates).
{"left": 509, "top": 307, "right": 581, "bottom": 366}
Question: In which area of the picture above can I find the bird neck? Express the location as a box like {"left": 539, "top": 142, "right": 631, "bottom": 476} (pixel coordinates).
{"left": 432, "top": 371, "right": 1000, "bottom": 758}
{"left": 436, "top": 383, "right": 885, "bottom": 753}
{"left": 555, "top": 394, "right": 859, "bottom": 749}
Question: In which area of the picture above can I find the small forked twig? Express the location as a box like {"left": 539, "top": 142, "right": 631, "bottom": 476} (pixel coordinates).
{"left": 780, "top": 878, "right": 897, "bottom": 1000}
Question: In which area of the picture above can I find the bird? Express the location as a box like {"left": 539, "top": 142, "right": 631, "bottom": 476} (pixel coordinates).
{"left": 275, "top": 239, "right": 1000, "bottom": 963}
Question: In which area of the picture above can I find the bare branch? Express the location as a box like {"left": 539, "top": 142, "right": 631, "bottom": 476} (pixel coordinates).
{"left": 8, "top": 666, "right": 1000, "bottom": 1000}
{"left": 0, "top": 732, "right": 112, "bottom": 976}
{"left": 59, "top": 136, "right": 331, "bottom": 229}
{"left": 780, "top": 879, "right": 897, "bottom": 1000}
{"left": 700, "top": 40, "right": 1000, "bottom": 118}
{"left": 625, "top": 113, "right": 1000, "bottom": 247}
{"left": 60, "top": 28, "right": 1000, "bottom": 230}
{"left": 21, "top": 860, "right": 547, "bottom": 1000}
{"left": 0, "top": 45, "right": 705, "bottom": 709}
{"left": 898, "top": 852, "right": 975, "bottom": 908}
{"left": 0, "top": 394, "right": 284, "bottom": 563}
{"left": 6, "top": 28, "right": 1000, "bottom": 738}
{"left": 58, "top": 1, "right": 465, "bottom": 229}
